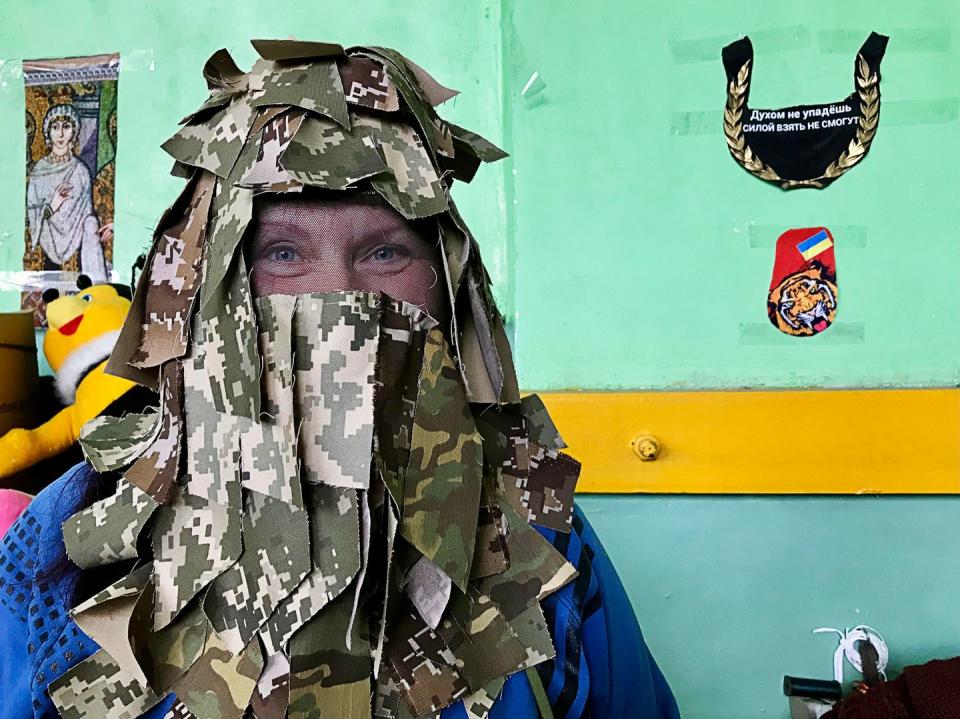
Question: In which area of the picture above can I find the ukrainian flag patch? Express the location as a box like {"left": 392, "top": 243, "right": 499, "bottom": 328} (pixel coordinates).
{"left": 796, "top": 229, "right": 833, "bottom": 261}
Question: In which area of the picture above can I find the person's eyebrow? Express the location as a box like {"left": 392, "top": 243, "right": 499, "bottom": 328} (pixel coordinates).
{"left": 252, "top": 218, "right": 311, "bottom": 241}
{"left": 360, "top": 220, "right": 430, "bottom": 251}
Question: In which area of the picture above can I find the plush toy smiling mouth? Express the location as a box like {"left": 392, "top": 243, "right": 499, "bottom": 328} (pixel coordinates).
{"left": 58, "top": 314, "right": 84, "bottom": 336}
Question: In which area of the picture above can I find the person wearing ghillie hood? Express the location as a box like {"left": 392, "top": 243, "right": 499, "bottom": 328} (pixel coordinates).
{"left": 0, "top": 41, "right": 680, "bottom": 719}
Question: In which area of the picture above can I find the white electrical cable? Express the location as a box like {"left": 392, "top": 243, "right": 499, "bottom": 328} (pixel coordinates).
{"left": 813, "top": 625, "right": 889, "bottom": 684}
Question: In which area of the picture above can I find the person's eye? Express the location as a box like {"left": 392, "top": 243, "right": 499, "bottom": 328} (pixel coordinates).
{"left": 361, "top": 244, "right": 411, "bottom": 271}
{"left": 266, "top": 245, "right": 300, "bottom": 263}
{"left": 373, "top": 246, "right": 397, "bottom": 262}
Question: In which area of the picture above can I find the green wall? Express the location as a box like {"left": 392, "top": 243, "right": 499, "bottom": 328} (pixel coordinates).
{"left": 2, "top": 2, "right": 959, "bottom": 717}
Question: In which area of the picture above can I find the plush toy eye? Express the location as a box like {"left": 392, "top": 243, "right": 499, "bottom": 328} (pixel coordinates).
{"left": 81, "top": 294, "right": 93, "bottom": 302}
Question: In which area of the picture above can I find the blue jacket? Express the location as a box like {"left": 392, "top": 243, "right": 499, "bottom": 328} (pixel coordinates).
{"left": 0, "top": 463, "right": 679, "bottom": 719}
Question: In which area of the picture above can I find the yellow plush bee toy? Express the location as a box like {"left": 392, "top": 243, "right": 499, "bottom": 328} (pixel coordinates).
{"left": 0, "top": 275, "right": 136, "bottom": 478}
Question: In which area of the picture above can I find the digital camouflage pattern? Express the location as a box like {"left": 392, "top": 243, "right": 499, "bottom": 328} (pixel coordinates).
{"left": 123, "top": 361, "right": 183, "bottom": 503}
{"left": 59, "top": 39, "right": 582, "bottom": 719}
{"left": 280, "top": 113, "right": 388, "bottom": 190}
{"left": 292, "top": 292, "right": 380, "bottom": 490}
{"left": 475, "top": 404, "right": 581, "bottom": 532}
{"left": 341, "top": 56, "right": 400, "bottom": 112}
{"left": 131, "top": 173, "right": 215, "bottom": 369}
{"left": 239, "top": 109, "right": 306, "bottom": 193}
{"left": 50, "top": 648, "right": 163, "bottom": 719}
{"left": 79, "top": 408, "right": 161, "bottom": 473}
{"left": 63, "top": 478, "right": 158, "bottom": 570}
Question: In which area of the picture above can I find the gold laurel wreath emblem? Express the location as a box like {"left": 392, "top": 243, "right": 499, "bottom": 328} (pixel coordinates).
{"left": 723, "top": 55, "right": 880, "bottom": 189}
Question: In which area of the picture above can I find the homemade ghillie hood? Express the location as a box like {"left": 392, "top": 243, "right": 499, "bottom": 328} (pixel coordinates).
{"left": 56, "top": 40, "right": 582, "bottom": 719}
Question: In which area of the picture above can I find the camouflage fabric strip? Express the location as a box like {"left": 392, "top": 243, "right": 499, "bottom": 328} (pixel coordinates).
{"left": 448, "top": 123, "right": 508, "bottom": 162}
{"left": 474, "top": 405, "right": 527, "bottom": 479}
{"left": 204, "top": 489, "right": 310, "bottom": 653}
{"left": 191, "top": 179, "right": 260, "bottom": 431}
{"left": 238, "top": 110, "right": 305, "bottom": 194}
{"left": 402, "top": 327, "right": 482, "bottom": 592}
{"left": 506, "top": 601, "right": 556, "bottom": 672}
{"left": 182, "top": 315, "right": 242, "bottom": 508}
{"left": 355, "top": 48, "right": 453, "bottom": 159}
{"left": 438, "top": 219, "right": 467, "bottom": 308}
{"left": 287, "top": 590, "right": 372, "bottom": 718}
{"left": 441, "top": 122, "right": 507, "bottom": 186}
{"left": 489, "top": 307, "right": 520, "bottom": 405}
{"left": 71, "top": 567, "right": 155, "bottom": 689}
{"left": 478, "top": 501, "right": 577, "bottom": 621}
{"left": 470, "top": 503, "right": 510, "bottom": 580}
{"left": 179, "top": 90, "right": 234, "bottom": 125}
{"left": 475, "top": 405, "right": 578, "bottom": 532}
{"left": 152, "top": 485, "right": 241, "bottom": 630}
{"left": 290, "top": 678, "right": 370, "bottom": 719}
{"left": 72, "top": 563, "right": 153, "bottom": 614}
{"left": 161, "top": 92, "right": 257, "bottom": 179}
{"left": 384, "top": 605, "right": 468, "bottom": 716}
{"left": 131, "top": 172, "right": 215, "bottom": 368}
{"left": 512, "top": 444, "right": 580, "bottom": 532}
{"left": 400, "top": 54, "right": 460, "bottom": 107}
{"left": 79, "top": 409, "right": 161, "bottom": 473}
{"left": 143, "top": 601, "right": 209, "bottom": 693}
{"left": 199, "top": 179, "right": 253, "bottom": 312}
{"left": 374, "top": 300, "right": 431, "bottom": 508}
{"left": 259, "top": 482, "right": 360, "bottom": 655}
{"left": 63, "top": 479, "right": 159, "bottom": 570}
{"left": 250, "top": 650, "right": 290, "bottom": 719}
{"left": 241, "top": 293, "right": 302, "bottom": 506}
{"left": 249, "top": 58, "right": 350, "bottom": 129}
{"left": 293, "top": 292, "right": 380, "bottom": 490}
{"left": 279, "top": 113, "right": 389, "bottom": 190}
{"left": 371, "top": 486, "right": 400, "bottom": 681}
{"left": 346, "top": 488, "right": 373, "bottom": 647}
{"left": 202, "top": 48, "right": 248, "bottom": 94}
{"left": 169, "top": 627, "right": 263, "bottom": 719}
{"left": 104, "top": 175, "right": 200, "bottom": 389}
{"left": 198, "top": 247, "right": 260, "bottom": 419}
{"left": 49, "top": 648, "right": 164, "bottom": 719}
{"left": 71, "top": 578, "right": 152, "bottom": 690}
{"left": 353, "top": 115, "right": 449, "bottom": 220}
{"left": 437, "top": 586, "right": 527, "bottom": 691}
{"left": 461, "top": 677, "right": 506, "bottom": 719}
{"left": 249, "top": 104, "right": 290, "bottom": 136}
{"left": 373, "top": 670, "right": 402, "bottom": 718}
{"left": 406, "top": 556, "right": 451, "bottom": 630}
{"left": 520, "top": 394, "right": 566, "bottom": 449}
{"left": 124, "top": 361, "right": 184, "bottom": 504}
{"left": 340, "top": 56, "right": 400, "bottom": 112}
{"left": 251, "top": 39, "right": 344, "bottom": 62}
{"left": 465, "top": 269, "right": 504, "bottom": 402}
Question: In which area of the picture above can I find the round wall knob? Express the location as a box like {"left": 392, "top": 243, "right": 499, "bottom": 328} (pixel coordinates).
{"left": 631, "top": 434, "right": 661, "bottom": 461}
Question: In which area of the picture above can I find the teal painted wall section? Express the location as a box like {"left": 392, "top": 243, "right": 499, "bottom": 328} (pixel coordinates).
{"left": 0, "top": 2, "right": 958, "bottom": 719}
{"left": 577, "top": 494, "right": 960, "bottom": 717}
{"left": 505, "top": 0, "right": 960, "bottom": 390}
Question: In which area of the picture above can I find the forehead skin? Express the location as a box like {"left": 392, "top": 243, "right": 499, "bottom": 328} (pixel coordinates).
{"left": 247, "top": 192, "right": 445, "bottom": 320}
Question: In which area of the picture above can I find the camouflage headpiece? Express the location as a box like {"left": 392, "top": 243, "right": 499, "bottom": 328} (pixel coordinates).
{"left": 55, "top": 40, "right": 582, "bottom": 719}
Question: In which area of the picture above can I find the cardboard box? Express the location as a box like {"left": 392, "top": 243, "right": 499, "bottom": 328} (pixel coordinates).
{"left": 0, "top": 311, "right": 40, "bottom": 435}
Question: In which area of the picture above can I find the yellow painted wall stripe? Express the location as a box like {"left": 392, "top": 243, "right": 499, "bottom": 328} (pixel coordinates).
{"left": 537, "top": 388, "right": 960, "bottom": 494}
